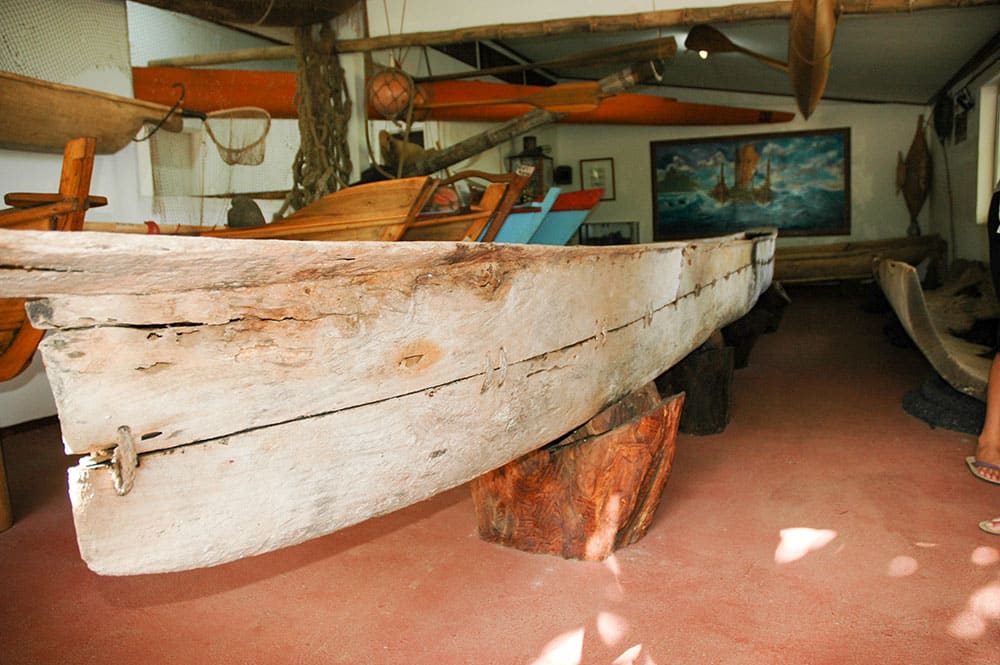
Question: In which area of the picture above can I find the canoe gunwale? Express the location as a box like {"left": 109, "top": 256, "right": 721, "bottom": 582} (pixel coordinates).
{"left": 0, "top": 227, "right": 775, "bottom": 574}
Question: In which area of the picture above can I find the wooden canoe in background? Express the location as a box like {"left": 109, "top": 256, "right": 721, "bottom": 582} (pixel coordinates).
{"left": 529, "top": 188, "right": 604, "bottom": 245}
{"left": 376, "top": 79, "right": 797, "bottom": 126}
{"left": 787, "top": 0, "right": 838, "bottom": 119}
{"left": 0, "top": 71, "right": 183, "bottom": 154}
{"left": 132, "top": 67, "right": 299, "bottom": 118}
{"left": 0, "top": 227, "right": 776, "bottom": 574}
{"left": 875, "top": 258, "right": 993, "bottom": 401}
{"left": 774, "top": 234, "right": 946, "bottom": 284}
{"left": 200, "top": 176, "right": 437, "bottom": 241}
{"left": 492, "top": 187, "right": 561, "bottom": 243}
{"left": 132, "top": 67, "right": 795, "bottom": 126}
{"left": 201, "top": 168, "right": 533, "bottom": 242}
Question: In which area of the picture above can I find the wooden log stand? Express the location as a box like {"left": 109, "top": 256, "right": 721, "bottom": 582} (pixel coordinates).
{"left": 470, "top": 383, "right": 683, "bottom": 561}
{"left": 722, "top": 281, "right": 791, "bottom": 369}
{"left": 656, "top": 344, "right": 734, "bottom": 436}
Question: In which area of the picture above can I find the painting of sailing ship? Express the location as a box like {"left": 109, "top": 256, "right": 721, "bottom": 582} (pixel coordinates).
{"left": 651, "top": 128, "right": 850, "bottom": 239}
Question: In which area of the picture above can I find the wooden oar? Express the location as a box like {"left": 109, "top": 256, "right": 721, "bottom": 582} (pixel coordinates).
{"left": 415, "top": 81, "right": 605, "bottom": 114}
{"left": 684, "top": 24, "right": 789, "bottom": 73}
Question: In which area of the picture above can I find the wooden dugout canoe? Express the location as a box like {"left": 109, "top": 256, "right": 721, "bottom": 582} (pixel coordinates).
{"left": 374, "top": 79, "right": 797, "bottom": 126}
{"left": 774, "top": 234, "right": 946, "bottom": 284}
{"left": 788, "top": 0, "right": 838, "bottom": 119}
{"left": 132, "top": 67, "right": 794, "bottom": 126}
{"left": 0, "top": 71, "right": 182, "bottom": 154}
{"left": 202, "top": 169, "right": 533, "bottom": 243}
{"left": 875, "top": 258, "right": 992, "bottom": 401}
{"left": 0, "top": 227, "right": 775, "bottom": 575}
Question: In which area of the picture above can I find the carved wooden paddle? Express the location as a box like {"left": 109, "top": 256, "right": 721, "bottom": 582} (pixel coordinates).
{"left": 684, "top": 25, "right": 789, "bottom": 73}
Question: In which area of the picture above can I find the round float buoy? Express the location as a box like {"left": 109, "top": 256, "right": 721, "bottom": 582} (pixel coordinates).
{"left": 367, "top": 68, "right": 422, "bottom": 121}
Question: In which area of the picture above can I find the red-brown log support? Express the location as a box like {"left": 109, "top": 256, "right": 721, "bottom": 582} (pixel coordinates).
{"left": 470, "top": 384, "right": 684, "bottom": 561}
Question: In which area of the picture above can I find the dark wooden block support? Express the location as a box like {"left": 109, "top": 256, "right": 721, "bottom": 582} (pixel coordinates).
{"left": 722, "top": 282, "right": 791, "bottom": 368}
{"left": 656, "top": 345, "right": 734, "bottom": 435}
{"left": 470, "top": 384, "right": 684, "bottom": 561}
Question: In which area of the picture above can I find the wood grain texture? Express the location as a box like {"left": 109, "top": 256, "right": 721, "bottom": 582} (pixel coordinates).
{"left": 788, "top": 0, "right": 838, "bottom": 119}
{"left": 0, "top": 71, "right": 181, "bottom": 155}
{"left": 0, "top": 228, "right": 774, "bottom": 573}
{"left": 470, "top": 387, "right": 683, "bottom": 560}
{"left": 774, "top": 234, "right": 946, "bottom": 284}
{"left": 876, "top": 258, "right": 992, "bottom": 401}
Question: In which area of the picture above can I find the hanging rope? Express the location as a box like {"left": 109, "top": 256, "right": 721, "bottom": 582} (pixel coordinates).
{"left": 277, "top": 23, "right": 353, "bottom": 218}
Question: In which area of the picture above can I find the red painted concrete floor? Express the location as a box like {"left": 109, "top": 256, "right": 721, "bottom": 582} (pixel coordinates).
{"left": 1, "top": 284, "right": 998, "bottom": 664}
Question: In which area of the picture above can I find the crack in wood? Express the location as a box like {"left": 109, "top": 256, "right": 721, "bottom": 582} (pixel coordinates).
{"left": 76, "top": 251, "right": 771, "bottom": 472}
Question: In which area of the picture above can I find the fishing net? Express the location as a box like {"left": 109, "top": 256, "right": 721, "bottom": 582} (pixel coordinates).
{"left": 202, "top": 107, "right": 272, "bottom": 166}
{"left": 147, "top": 117, "right": 297, "bottom": 227}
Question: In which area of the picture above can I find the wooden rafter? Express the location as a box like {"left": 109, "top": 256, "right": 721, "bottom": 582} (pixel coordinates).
{"left": 148, "top": 0, "right": 1000, "bottom": 68}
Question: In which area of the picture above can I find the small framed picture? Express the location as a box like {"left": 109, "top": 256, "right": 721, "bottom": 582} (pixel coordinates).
{"left": 580, "top": 158, "right": 615, "bottom": 201}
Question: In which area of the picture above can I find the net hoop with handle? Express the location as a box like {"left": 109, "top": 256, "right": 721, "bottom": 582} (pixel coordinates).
{"left": 203, "top": 106, "right": 272, "bottom": 166}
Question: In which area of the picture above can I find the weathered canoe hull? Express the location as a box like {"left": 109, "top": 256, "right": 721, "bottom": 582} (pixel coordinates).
{"left": 371, "top": 79, "right": 796, "bottom": 126}
{"left": 0, "top": 228, "right": 775, "bottom": 574}
{"left": 134, "top": 68, "right": 795, "bottom": 127}
{"left": 787, "top": 0, "right": 838, "bottom": 119}
{"left": 875, "top": 258, "right": 991, "bottom": 400}
{"left": 0, "top": 71, "right": 182, "bottom": 154}
{"left": 775, "top": 234, "right": 946, "bottom": 283}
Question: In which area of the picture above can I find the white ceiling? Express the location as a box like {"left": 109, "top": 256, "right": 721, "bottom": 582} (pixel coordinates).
{"left": 495, "top": 6, "right": 1000, "bottom": 106}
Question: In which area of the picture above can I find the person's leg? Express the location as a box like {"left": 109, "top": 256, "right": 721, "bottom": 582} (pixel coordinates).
{"left": 978, "top": 180, "right": 1000, "bottom": 482}
{"left": 974, "top": 353, "right": 1000, "bottom": 482}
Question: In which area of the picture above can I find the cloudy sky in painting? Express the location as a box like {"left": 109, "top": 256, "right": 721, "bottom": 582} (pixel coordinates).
{"left": 653, "top": 130, "right": 847, "bottom": 193}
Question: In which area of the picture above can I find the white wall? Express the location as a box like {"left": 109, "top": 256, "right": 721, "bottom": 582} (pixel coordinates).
{"left": 927, "top": 63, "right": 1000, "bottom": 265}
{"left": 0, "top": 0, "right": 146, "bottom": 427}
{"left": 551, "top": 87, "right": 929, "bottom": 245}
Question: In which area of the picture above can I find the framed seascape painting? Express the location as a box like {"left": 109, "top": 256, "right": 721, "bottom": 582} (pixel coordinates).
{"left": 650, "top": 128, "right": 850, "bottom": 240}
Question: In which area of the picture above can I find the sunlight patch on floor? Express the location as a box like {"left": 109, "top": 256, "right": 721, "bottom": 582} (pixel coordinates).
{"left": 887, "top": 555, "right": 919, "bottom": 577}
{"left": 774, "top": 527, "right": 837, "bottom": 564}
{"left": 948, "top": 581, "right": 1000, "bottom": 639}
{"left": 597, "top": 611, "right": 629, "bottom": 645}
{"left": 971, "top": 546, "right": 999, "bottom": 566}
{"left": 529, "top": 627, "right": 585, "bottom": 665}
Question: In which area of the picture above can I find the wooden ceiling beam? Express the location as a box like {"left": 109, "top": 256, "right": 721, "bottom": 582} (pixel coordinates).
{"left": 148, "top": 0, "right": 1000, "bottom": 68}
{"left": 130, "top": 0, "right": 361, "bottom": 27}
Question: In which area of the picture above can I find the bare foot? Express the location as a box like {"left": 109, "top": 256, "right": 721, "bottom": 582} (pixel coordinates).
{"left": 973, "top": 440, "right": 1000, "bottom": 482}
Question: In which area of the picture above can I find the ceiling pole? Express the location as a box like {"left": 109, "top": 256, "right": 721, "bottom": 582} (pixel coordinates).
{"left": 147, "top": 0, "right": 1000, "bottom": 68}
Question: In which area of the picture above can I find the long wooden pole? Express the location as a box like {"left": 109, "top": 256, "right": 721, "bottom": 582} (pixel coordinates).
{"left": 402, "top": 60, "right": 666, "bottom": 176}
{"left": 147, "top": 0, "right": 1000, "bottom": 67}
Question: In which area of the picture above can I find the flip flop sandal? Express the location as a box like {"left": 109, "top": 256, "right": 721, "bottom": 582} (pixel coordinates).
{"left": 978, "top": 518, "right": 1000, "bottom": 536}
{"left": 965, "top": 456, "right": 1000, "bottom": 486}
